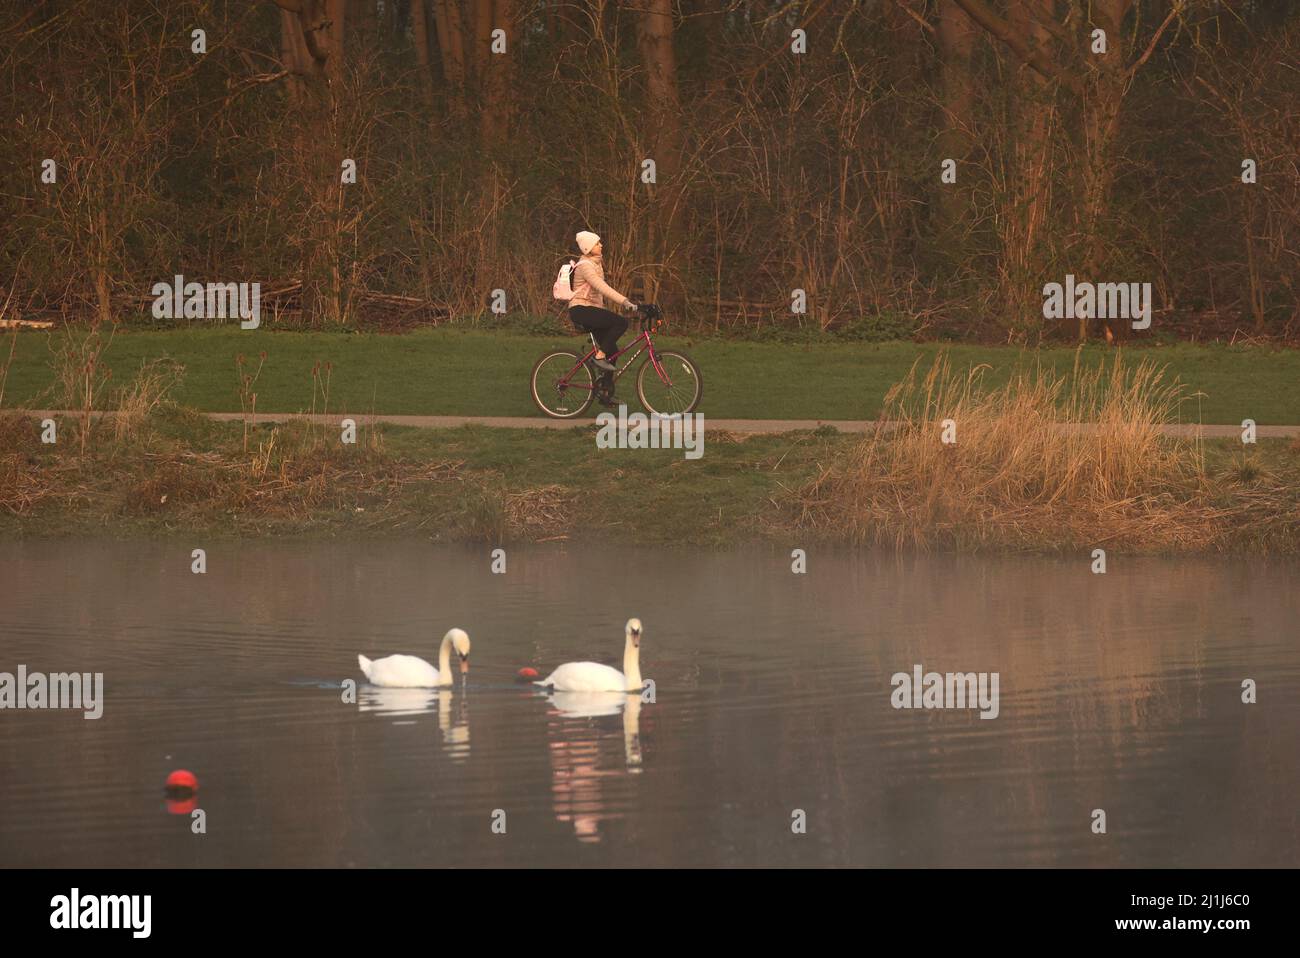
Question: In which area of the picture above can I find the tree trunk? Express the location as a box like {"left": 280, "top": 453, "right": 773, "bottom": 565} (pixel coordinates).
{"left": 411, "top": 0, "right": 434, "bottom": 102}
{"left": 1004, "top": 0, "right": 1056, "bottom": 340}
{"left": 480, "top": 0, "right": 514, "bottom": 144}
{"left": 472, "top": 0, "right": 492, "bottom": 93}
{"left": 637, "top": 0, "right": 683, "bottom": 294}
{"left": 935, "top": 0, "right": 976, "bottom": 247}
{"left": 279, "top": 9, "right": 305, "bottom": 105}
{"left": 277, "top": 0, "right": 348, "bottom": 325}
{"left": 324, "top": 0, "right": 346, "bottom": 84}
{"left": 432, "top": 0, "right": 468, "bottom": 122}
{"left": 1079, "top": 0, "right": 1133, "bottom": 342}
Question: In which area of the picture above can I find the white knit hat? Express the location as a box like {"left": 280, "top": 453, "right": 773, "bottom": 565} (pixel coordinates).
{"left": 576, "top": 230, "right": 601, "bottom": 254}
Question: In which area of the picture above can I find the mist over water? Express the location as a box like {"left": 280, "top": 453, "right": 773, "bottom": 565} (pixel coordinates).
{"left": 0, "top": 540, "right": 1296, "bottom": 867}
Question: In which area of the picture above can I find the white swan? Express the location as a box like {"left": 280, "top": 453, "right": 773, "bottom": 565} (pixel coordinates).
{"left": 536, "top": 619, "right": 643, "bottom": 693}
{"left": 357, "top": 628, "right": 471, "bottom": 688}
{"left": 545, "top": 690, "right": 629, "bottom": 718}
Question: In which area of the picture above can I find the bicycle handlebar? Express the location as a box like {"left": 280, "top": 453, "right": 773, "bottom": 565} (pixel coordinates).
{"left": 637, "top": 303, "right": 664, "bottom": 327}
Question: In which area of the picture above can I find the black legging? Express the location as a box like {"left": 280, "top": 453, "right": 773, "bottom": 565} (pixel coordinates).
{"left": 569, "top": 305, "right": 628, "bottom": 363}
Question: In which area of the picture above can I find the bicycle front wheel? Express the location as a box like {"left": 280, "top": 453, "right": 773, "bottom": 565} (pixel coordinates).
{"left": 637, "top": 350, "right": 702, "bottom": 416}
{"left": 531, "top": 350, "right": 594, "bottom": 419}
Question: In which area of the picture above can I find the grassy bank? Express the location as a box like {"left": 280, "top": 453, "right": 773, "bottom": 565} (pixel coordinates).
{"left": 0, "top": 404, "right": 845, "bottom": 545}
{"left": 2, "top": 390, "right": 1298, "bottom": 554}
{"left": 4, "top": 325, "right": 1300, "bottom": 424}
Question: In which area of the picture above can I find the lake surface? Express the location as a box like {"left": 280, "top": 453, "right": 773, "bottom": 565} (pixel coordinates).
{"left": 0, "top": 540, "right": 1296, "bottom": 867}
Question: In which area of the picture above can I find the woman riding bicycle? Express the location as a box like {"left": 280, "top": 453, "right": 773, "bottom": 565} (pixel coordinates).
{"left": 531, "top": 241, "right": 696, "bottom": 419}
{"left": 568, "top": 231, "right": 640, "bottom": 396}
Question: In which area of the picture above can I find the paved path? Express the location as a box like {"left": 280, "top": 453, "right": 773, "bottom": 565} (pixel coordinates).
{"left": 17, "top": 410, "right": 1300, "bottom": 437}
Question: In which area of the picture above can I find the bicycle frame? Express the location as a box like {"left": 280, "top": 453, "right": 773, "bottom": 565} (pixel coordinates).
{"left": 559, "top": 325, "right": 672, "bottom": 395}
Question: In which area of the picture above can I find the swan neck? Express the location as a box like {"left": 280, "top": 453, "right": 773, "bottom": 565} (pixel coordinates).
{"left": 438, "top": 633, "right": 453, "bottom": 686}
{"left": 623, "top": 637, "right": 642, "bottom": 693}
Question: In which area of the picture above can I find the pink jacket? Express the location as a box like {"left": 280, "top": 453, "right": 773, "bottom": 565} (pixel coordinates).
{"left": 568, "top": 256, "right": 628, "bottom": 311}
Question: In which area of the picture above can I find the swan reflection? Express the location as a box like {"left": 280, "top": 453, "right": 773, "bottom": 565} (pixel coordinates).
{"left": 358, "top": 685, "right": 470, "bottom": 760}
{"left": 544, "top": 690, "right": 647, "bottom": 843}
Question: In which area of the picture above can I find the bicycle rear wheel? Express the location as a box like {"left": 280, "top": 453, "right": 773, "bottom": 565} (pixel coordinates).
{"left": 637, "top": 350, "right": 702, "bottom": 416}
{"left": 531, "top": 350, "right": 594, "bottom": 419}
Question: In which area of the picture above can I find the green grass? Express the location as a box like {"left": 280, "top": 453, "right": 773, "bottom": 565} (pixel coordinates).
{"left": 5, "top": 400, "right": 1299, "bottom": 553}
{"left": 0, "top": 407, "right": 847, "bottom": 545}
{"left": 4, "top": 325, "right": 1299, "bottom": 423}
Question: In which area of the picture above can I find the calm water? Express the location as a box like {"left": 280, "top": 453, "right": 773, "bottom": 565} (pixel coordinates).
{"left": 0, "top": 540, "right": 1297, "bottom": 867}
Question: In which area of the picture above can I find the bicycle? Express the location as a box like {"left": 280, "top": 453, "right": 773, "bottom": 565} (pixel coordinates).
{"left": 530, "top": 304, "right": 703, "bottom": 419}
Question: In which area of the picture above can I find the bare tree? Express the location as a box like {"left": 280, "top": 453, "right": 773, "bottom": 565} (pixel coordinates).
{"left": 432, "top": 0, "right": 469, "bottom": 122}
{"left": 950, "top": 0, "right": 1185, "bottom": 340}
{"left": 935, "top": 0, "right": 977, "bottom": 245}
{"left": 480, "top": 0, "right": 516, "bottom": 144}
{"left": 411, "top": 0, "right": 435, "bottom": 103}
{"left": 273, "top": 0, "right": 352, "bottom": 323}
{"left": 637, "top": 0, "right": 685, "bottom": 292}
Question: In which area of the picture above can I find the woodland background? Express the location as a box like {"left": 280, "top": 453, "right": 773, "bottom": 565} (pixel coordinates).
{"left": 0, "top": 0, "right": 1296, "bottom": 342}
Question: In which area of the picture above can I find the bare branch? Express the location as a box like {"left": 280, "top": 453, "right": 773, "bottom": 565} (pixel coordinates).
{"left": 949, "top": 0, "right": 1083, "bottom": 96}
{"left": 892, "top": 0, "right": 936, "bottom": 36}
{"left": 1128, "top": 1, "right": 1185, "bottom": 77}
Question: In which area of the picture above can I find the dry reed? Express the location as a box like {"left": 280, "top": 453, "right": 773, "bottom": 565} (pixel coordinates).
{"left": 797, "top": 352, "right": 1235, "bottom": 552}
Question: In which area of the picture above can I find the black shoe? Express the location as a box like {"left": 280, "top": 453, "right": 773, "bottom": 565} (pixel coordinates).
{"left": 596, "top": 374, "right": 615, "bottom": 406}
{"left": 592, "top": 357, "right": 616, "bottom": 372}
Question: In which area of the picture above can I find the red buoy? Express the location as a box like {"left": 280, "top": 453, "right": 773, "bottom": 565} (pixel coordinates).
{"left": 165, "top": 796, "right": 198, "bottom": 816}
{"left": 165, "top": 769, "right": 198, "bottom": 794}
{"left": 517, "top": 667, "right": 539, "bottom": 681}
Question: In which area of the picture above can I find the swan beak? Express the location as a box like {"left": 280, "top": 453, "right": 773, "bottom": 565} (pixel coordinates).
{"left": 459, "top": 655, "right": 469, "bottom": 675}
{"left": 630, "top": 628, "right": 641, "bottom": 648}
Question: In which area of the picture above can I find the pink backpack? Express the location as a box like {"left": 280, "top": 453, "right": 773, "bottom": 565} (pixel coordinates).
{"left": 552, "top": 260, "right": 580, "bottom": 301}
